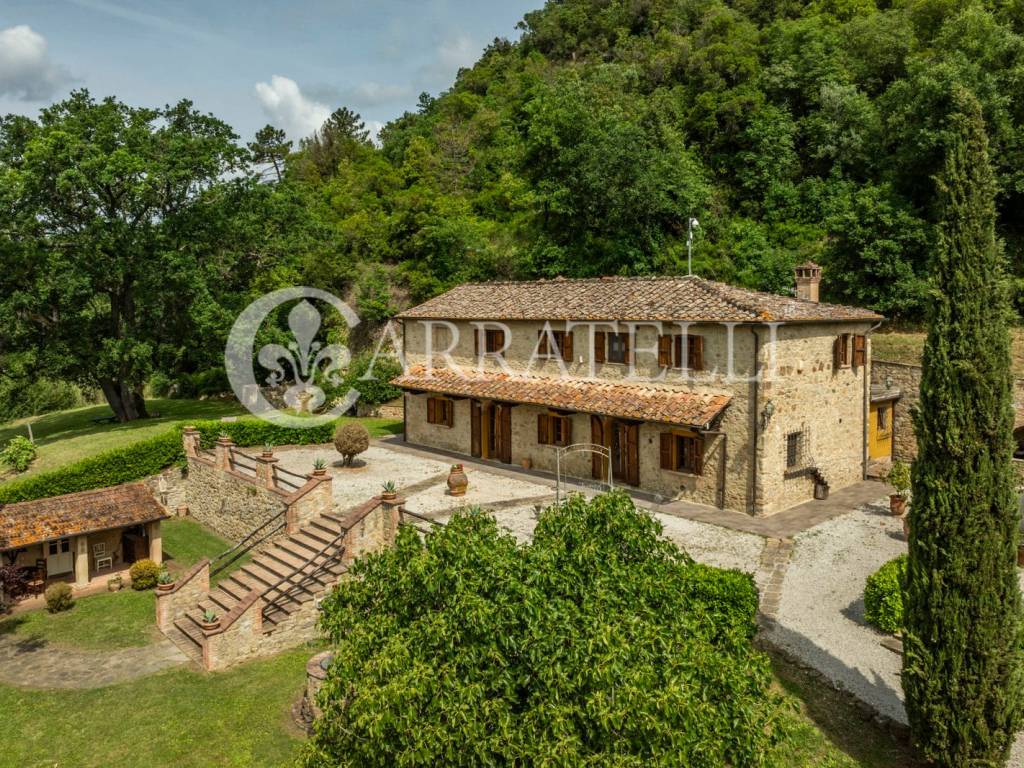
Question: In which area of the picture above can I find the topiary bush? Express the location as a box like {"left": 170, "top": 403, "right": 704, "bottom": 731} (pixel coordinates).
{"left": 305, "top": 491, "right": 786, "bottom": 767}
{"left": 333, "top": 422, "right": 370, "bottom": 466}
{"left": 44, "top": 582, "right": 74, "bottom": 613}
{"left": 0, "top": 435, "right": 37, "bottom": 472}
{"left": 129, "top": 559, "right": 162, "bottom": 590}
{"left": 864, "top": 555, "right": 906, "bottom": 634}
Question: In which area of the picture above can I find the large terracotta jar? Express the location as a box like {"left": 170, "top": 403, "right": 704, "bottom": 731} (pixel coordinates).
{"left": 447, "top": 464, "right": 468, "bottom": 497}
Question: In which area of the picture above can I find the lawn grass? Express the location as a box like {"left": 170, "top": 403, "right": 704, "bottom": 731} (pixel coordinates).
{"left": 0, "top": 398, "right": 245, "bottom": 481}
{"left": 163, "top": 517, "right": 250, "bottom": 584}
{"left": 0, "top": 645, "right": 314, "bottom": 768}
{"left": 0, "top": 590, "right": 158, "bottom": 651}
{"left": 873, "top": 327, "right": 1024, "bottom": 377}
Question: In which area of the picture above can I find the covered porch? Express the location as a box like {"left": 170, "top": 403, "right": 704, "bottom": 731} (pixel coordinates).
{"left": 0, "top": 483, "right": 166, "bottom": 604}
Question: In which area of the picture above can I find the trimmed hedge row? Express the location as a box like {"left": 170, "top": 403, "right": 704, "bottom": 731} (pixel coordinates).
{"left": 0, "top": 418, "right": 341, "bottom": 504}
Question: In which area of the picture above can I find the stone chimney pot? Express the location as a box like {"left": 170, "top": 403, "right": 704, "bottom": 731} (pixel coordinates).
{"left": 794, "top": 261, "right": 821, "bottom": 303}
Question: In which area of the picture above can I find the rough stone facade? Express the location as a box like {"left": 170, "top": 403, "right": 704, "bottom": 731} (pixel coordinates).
{"left": 155, "top": 558, "right": 210, "bottom": 633}
{"left": 872, "top": 359, "right": 1024, "bottom": 484}
{"left": 182, "top": 458, "right": 288, "bottom": 544}
{"left": 401, "top": 317, "right": 875, "bottom": 516}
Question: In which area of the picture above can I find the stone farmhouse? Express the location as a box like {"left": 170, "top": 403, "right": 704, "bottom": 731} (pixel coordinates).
{"left": 394, "top": 265, "right": 883, "bottom": 516}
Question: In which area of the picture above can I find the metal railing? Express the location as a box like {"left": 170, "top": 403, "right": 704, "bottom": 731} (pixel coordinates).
{"left": 260, "top": 529, "right": 347, "bottom": 622}
{"left": 229, "top": 448, "right": 258, "bottom": 478}
{"left": 210, "top": 511, "right": 286, "bottom": 578}
{"left": 272, "top": 465, "right": 307, "bottom": 492}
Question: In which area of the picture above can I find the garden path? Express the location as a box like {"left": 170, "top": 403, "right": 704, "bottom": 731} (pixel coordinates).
{"left": 0, "top": 631, "right": 186, "bottom": 689}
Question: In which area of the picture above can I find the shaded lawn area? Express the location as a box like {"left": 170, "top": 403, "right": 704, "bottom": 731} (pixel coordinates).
{"left": 0, "top": 398, "right": 245, "bottom": 480}
{"left": 163, "top": 517, "right": 251, "bottom": 584}
{"left": 0, "top": 646, "right": 313, "bottom": 768}
{"left": 0, "top": 590, "right": 157, "bottom": 651}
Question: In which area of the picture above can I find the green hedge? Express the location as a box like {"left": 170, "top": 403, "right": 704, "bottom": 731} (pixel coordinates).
{"left": 864, "top": 555, "right": 907, "bottom": 634}
{"left": 0, "top": 418, "right": 341, "bottom": 504}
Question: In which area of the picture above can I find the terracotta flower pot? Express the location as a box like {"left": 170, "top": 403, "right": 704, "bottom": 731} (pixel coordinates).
{"left": 381, "top": 491, "right": 398, "bottom": 502}
{"left": 312, "top": 468, "right": 327, "bottom": 477}
{"left": 889, "top": 494, "right": 907, "bottom": 516}
{"left": 521, "top": 457, "right": 533, "bottom": 470}
{"left": 156, "top": 582, "right": 175, "bottom": 594}
{"left": 200, "top": 619, "right": 219, "bottom": 631}
{"left": 447, "top": 464, "right": 468, "bottom": 497}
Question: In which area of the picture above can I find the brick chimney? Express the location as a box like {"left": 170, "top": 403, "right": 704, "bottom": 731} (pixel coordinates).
{"left": 794, "top": 261, "right": 821, "bottom": 303}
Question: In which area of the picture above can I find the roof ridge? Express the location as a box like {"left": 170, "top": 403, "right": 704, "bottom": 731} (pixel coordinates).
{"left": 690, "top": 277, "right": 763, "bottom": 319}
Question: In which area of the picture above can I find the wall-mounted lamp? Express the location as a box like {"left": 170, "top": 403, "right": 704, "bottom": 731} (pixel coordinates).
{"left": 761, "top": 400, "right": 775, "bottom": 429}
{"left": 885, "top": 375, "right": 893, "bottom": 390}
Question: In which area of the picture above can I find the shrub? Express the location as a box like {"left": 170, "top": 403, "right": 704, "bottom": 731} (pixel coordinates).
{"left": 0, "top": 436, "right": 37, "bottom": 472}
{"left": 129, "top": 559, "right": 162, "bottom": 590}
{"left": 333, "top": 422, "right": 369, "bottom": 465}
{"left": 44, "top": 582, "right": 74, "bottom": 613}
{"left": 886, "top": 459, "right": 911, "bottom": 498}
{"left": 342, "top": 351, "right": 403, "bottom": 406}
{"left": 306, "top": 491, "right": 785, "bottom": 767}
{"left": 864, "top": 555, "right": 906, "bottom": 634}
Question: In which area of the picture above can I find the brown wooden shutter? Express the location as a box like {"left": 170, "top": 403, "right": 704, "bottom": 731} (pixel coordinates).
{"left": 560, "top": 416, "right": 572, "bottom": 446}
{"left": 537, "top": 329, "right": 547, "bottom": 357}
{"left": 853, "top": 334, "right": 866, "bottom": 367}
{"left": 594, "top": 331, "right": 606, "bottom": 363}
{"left": 625, "top": 332, "right": 634, "bottom": 365}
{"left": 562, "top": 331, "right": 574, "bottom": 362}
{"left": 832, "top": 336, "right": 842, "bottom": 369}
{"left": 625, "top": 424, "right": 640, "bottom": 486}
{"left": 657, "top": 335, "right": 671, "bottom": 368}
{"left": 591, "top": 416, "right": 605, "bottom": 479}
{"left": 694, "top": 436, "right": 704, "bottom": 476}
{"left": 659, "top": 433, "right": 673, "bottom": 470}
{"left": 500, "top": 405, "right": 512, "bottom": 463}
{"left": 474, "top": 328, "right": 481, "bottom": 357}
{"left": 673, "top": 335, "right": 683, "bottom": 368}
{"left": 495, "top": 329, "right": 505, "bottom": 352}
{"left": 427, "top": 398, "right": 436, "bottom": 424}
{"left": 537, "top": 413, "right": 550, "bottom": 444}
{"left": 689, "top": 336, "right": 704, "bottom": 371}
{"left": 445, "top": 400, "right": 454, "bottom": 428}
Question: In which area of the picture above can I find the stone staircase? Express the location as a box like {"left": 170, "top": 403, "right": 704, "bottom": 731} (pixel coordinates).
{"left": 158, "top": 493, "right": 401, "bottom": 670}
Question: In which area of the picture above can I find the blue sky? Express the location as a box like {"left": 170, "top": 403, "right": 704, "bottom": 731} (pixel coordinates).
{"left": 0, "top": 0, "right": 537, "bottom": 142}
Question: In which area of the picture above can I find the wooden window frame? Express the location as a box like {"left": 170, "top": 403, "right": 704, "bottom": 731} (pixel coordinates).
{"left": 537, "top": 412, "right": 572, "bottom": 447}
{"left": 426, "top": 396, "right": 454, "bottom": 428}
{"left": 537, "top": 329, "right": 575, "bottom": 362}
{"left": 605, "top": 331, "right": 631, "bottom": 365}
{"left": 659, "top": 430, "right": 704, "bottom": 476}
{"left": 833, "top": 334, "right": 851, "bottom": 369}
{"left": 852, "top": 334, "right": 867, "bottom": 368}
{"left": 658, "top": 334, "right": 705, "bottom": 371}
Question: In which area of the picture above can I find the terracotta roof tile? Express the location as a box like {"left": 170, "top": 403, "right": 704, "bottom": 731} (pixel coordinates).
{"left": 393, "top": 367, "right": 731, "bottom": 429}
{"left": 397, "top": 275, "right": 882, "bottom": 323}
{"left": 0, "top": 483, "right": 168, "bottom": 550}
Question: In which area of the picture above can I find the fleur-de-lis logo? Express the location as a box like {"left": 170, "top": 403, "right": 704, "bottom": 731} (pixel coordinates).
{"left": 225, "top": 286, "right": 361, "bottom": 428}
{"left": 257, "top": 300, "right": 349, "bottom": 413}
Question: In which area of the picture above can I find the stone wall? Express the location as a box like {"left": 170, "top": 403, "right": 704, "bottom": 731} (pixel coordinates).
{"left": 873, "top": 360, "right": 1024, "bottom": 463}
{"left": 155, "top": 559, "right": 210, "bottom": 632}
{"left": 183, "top": 458, "right": 288, "bottom": 544}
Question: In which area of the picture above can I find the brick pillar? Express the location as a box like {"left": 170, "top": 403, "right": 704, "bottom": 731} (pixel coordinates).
{"left": 214, "top": 435, "right": 234, "bottom": 471}
{"left": 379, "top": 495, "right": 403, "bottom": 546}
{"left": 286, "top": 472, "right": 333, "bottom": 534}
{"left": 255, "top": 452, "right": 279, "bottom": 490}
{"left": 182, "top": 426, "right": 201, "bottom": 458}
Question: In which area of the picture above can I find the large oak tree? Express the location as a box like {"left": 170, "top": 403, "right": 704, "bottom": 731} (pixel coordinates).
{"left": 0, "top": 91, "right": 250, "bottom": 421}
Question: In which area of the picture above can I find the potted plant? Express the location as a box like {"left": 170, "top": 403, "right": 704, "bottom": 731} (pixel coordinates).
{"left": 199, "top": 608, "right": 219, "bottom": 631}
{"left": 447, "top": 463, "right": 469, "bottom": 497}
{"left": 886, "top": 460, "right": 911, "bottom": 516}
{"left": 107, "top": 574, "right": 123, "bottom": 592}
{"left": 156, "top": 569, "right": 175, "bottom": 593}
{"left": 381, "top": 480, "right": 398, "bottom": 501}
{"left": 261, "top": 443, "right": 274, "bottom": 458}
{"left": 312, "top": 457, "right": 328, "bottom": 476}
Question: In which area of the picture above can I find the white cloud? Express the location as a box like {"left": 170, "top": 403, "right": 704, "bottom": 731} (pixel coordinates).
{"left": 0, "top": 25, "right": 71, "bottom": 101}
{"left": 254, "top": 75, "right": 331, "bottom": 141}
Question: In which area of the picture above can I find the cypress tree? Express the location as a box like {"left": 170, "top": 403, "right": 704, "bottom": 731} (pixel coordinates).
{"left": 902, "top": 88, "right": 1023, "bottom": 766}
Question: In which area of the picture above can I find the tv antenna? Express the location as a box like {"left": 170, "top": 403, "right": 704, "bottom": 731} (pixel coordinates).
{"left": 687, "top": 218, "right": 700, "bottom": 276}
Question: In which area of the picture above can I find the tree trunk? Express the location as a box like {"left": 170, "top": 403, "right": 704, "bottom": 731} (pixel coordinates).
{"left": 98, "top": 379, "right": 149, "bottom": 422}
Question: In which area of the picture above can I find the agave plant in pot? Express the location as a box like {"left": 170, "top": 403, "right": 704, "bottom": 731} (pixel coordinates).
{"left": 886, "top": 460, "right": 911, "bottom": 516}
{"left": 199, "top": 608, "right": 219, "bottom": 631}
{"left": 380, "top": 480, "right": 398, "bottom": 501}
{"left": 156, "top": 568, "right": 175, "bottom": 593}
{"left": 312, "top": 457, "right": 328, "bottom": 477}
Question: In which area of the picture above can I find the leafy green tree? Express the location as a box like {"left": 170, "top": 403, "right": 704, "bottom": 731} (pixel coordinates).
{"left": 901, "top": 89, "right": 1023, "bottom": 767}
{"left": 305, "top": 492, "right": 785, "bottom": 767}
{"left": 296, "top": 107, "right": 373, "bottom": 180}
{"left": 0, "top": 91, "right": 248, "bottom": 421}
{"left": 247, "top": 124, "right": 291, "bottom": 182}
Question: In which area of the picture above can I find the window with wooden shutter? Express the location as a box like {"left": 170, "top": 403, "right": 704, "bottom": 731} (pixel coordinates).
{"left": 485, "top": 329, "right": 505, "bottom": 354}
{"left": 537, "top": 413, "right": 571, "bottom": 446}
{"left": 852, "top": 334, "right": 867, "bottom": 367}
{"left": 562, "top": 331, "right": 574, "bottom": 362}
{"left": 659, "top": 431, "right": 704, "bottom": 475}
{"left": 593, "top": 331, "right": 606, "bottom": 363}
{"left": 833, "top": 334, "right": 850, "bottom": 369}
{"left": 658, "top": 335, "right": 672, "bottom": 368}
{"left": 427, "top": 397, "right": 453, "bottom": 427}
{"left": 688, "top": 336, "right": 704, "bottom": 371}
{"left": 474, "top": 328, "right": 481, "bottom": 357}
{"left": 607, "top": 332, "right": 629, "bottom": 364}
{"left": 537, "top": 329, "right": 549, "bottom": 357}
{"left": 537, "top": 413, "right": 550, "bottom": 444}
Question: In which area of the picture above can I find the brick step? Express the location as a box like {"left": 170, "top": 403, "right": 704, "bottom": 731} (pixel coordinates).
{"left": 165, "top": 621, "right": 205, "bottom": 665}
{"left": 290, "top": 530, "right": 337, "bottom": 553}
{"left": 173, "top": 615, "right": 207, "bottom": 649}
{"left": 204, "top": 587, "right": 241, "bottom": 615}
{"left": 306, "top": 516, "right": 345, "bottom": 538}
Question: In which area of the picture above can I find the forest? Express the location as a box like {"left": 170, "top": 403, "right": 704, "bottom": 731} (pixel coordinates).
{"left": 2, "top": 0, "right": 1023, "bottom": 419}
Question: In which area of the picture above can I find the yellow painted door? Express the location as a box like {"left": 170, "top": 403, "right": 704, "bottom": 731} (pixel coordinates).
{"left": 869, "top": 402, "right": 893, "bottom": 460}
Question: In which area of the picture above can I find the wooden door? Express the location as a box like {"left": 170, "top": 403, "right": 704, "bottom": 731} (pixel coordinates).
{"left": 497, "top": 404, "right": 513, "bottom": 464}
{"left": 45, "top": 537, "right": 73, "bottom": 576}
{"left": 611, "top": 421, "right": 640, "bottom": 486}
{"left": 869, "top": 402, "right": 893, "bottom": 460}
{"left": 471, "top": 400, "right": 482, "bottom": 458}
{"left": 591, "top": 415, "right": 606, "bottom": 480}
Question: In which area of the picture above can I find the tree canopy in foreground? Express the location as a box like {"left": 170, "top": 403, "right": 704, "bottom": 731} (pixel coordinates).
{"left": 304, "top": 492, "right": 786, "bottom": 767}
